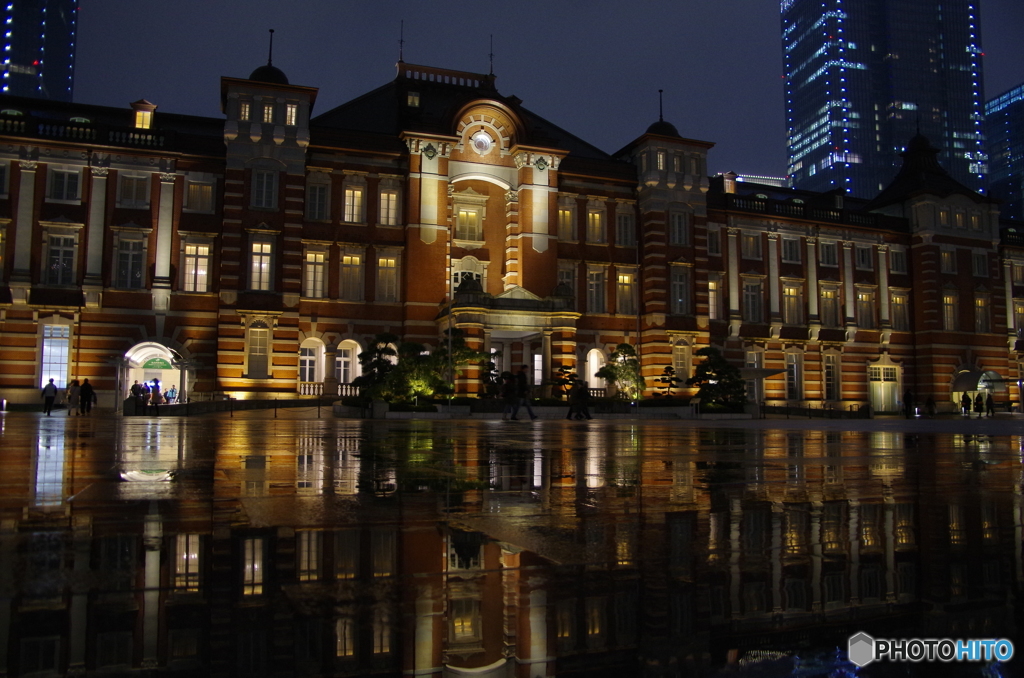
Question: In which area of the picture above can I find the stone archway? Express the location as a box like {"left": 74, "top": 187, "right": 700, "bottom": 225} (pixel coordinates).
{"left": 122, "top": 341, "right": 191, "bottom": 403}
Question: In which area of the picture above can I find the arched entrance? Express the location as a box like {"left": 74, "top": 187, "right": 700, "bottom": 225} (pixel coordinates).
{"left": 122, "top": 342, "right": 192, "bottom": 403}
{"left": 950, "top": 367, "right": 1006, "bottom": 413}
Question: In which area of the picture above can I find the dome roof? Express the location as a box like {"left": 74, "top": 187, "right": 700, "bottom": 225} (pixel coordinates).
{"left": 646, "top": 119, "right": 680, "bottom": 137}
{"left": 249, "top": 63, "right": 289, "bottom": 85}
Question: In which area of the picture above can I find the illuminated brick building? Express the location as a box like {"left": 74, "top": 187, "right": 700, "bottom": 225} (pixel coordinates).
{"left": 0, "top": 59, "right": 1019, "bottom": 413}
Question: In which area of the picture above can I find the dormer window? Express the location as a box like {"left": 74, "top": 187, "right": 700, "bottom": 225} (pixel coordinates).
{"left": 407, "top": 92, "right": 420, "bottom": 107}
{"left": 263, "top": 104, "right": 274, "bottom": 124}
{"left": 285, "top": 103, "right": 298, "bottom": 126}
{"left": 656, "top": 151, "right": 665, "bottom": 171}
{"left": 239, "top": 101, "right": 251, "bottom": 121}
{"left": 130, "top": 99, "right": 157, "bottom": 130}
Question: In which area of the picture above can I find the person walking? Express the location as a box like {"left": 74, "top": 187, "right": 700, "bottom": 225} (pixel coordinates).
{"left": 66, "top": 379, "right": 80, "bottom": 416}
{"left": 41, "top": 378, "right": 58, "bottom": 415}
{"left": 79, "top": 378, "right": 95, "bottom": 415}
{"left": 511, "top": 364, "right": 537, "bottom": 421}
{"left": 974, "top": 393, "right": 984, "bottom": 419}
{"left": 500, "top": 372, "right": 517, "bottom": 420}
{"left": 986, "top": 392, "right": 995, "bottom": 417}
{"left": 568, "top": 379, "right": 592, "bottom": 420}
{"left": 903, "top": 389, "right": 914, "bottom": 419}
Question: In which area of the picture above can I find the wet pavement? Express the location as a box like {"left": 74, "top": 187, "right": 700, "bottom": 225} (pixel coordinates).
{"left": 1, "top": 408, "right": 1023, "bottom": 676}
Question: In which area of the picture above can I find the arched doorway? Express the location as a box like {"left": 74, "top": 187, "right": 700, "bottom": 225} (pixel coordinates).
{"left": 585, "top": 348, "right": 606, "bottom": 392}
{"left": 122, "top": 341, "right": 191, "bottom": 403}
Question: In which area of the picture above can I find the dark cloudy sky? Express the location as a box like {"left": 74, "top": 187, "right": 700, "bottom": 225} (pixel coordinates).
{"left": 75, "top": 1, "right": 1023, "bottom": 178}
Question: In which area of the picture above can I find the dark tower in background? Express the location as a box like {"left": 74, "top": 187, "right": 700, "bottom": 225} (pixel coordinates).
{"left": 782, "top": 0, "right": 987, "bottom": 198}
{"left": 2, "top": 0, "right": 77, "bottom": 102}
{"left": 986, "top": 83, "right": 1024, "bottom": 222}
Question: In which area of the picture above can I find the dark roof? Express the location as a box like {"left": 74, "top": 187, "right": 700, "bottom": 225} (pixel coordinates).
{"left": 311, "top": 62, "right": 616, "bottom": 162}
{"left": 865, "top": 134, "right": 994, "bottom": 210}
{"left": 645, "top": 119, "right": 680, "bottom": 137}
{"left": 249, "top": 63, "right": 289, "bottom": 85}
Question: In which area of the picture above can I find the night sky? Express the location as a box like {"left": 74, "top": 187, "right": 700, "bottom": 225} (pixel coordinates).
{"left": 75, "top": 0, "right": 1024, "bottom": 178}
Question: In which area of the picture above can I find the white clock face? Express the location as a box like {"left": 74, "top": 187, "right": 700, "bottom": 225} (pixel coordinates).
{"left": 470, "top": 130, "right": 493, "bottom": 154}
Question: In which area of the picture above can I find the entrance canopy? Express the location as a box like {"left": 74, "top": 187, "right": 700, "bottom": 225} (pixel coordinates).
{"left": 950, "top": 369, "right": 1007, "bottom": 393}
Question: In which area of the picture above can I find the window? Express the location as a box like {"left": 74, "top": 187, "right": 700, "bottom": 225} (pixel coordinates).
{"left": 673, "top": 154, "right": 682, "bottom": 173}
{"left": 973, "top": 252, "right": 988, "bottom": 277}
{"left": 820, "top": 286, "right": 840, "bottom": 327}
{"left": 587, "top": 210, "right": 605, "bottom": 243}
{"left": 242, "top": 538, "right": 264, "bottom": 595}
{"left": 970, "top": 213, "right": 981, "bottom": 231}
{"left": 252, "top": 170, "right": 277, "bottom": 209}
{"left": 134, "top": 110, "right": 152, "bottom": 130}
{"left": 707, "top": 277, "right": 721, "bottom": 320}
{"left": 557, "top": 262, "right": 576, "bottom": 296}
{"left": 855, "top": 245, "right": 873, "bottom": 270}
{"left": 239, "top": 101, "right": 251, "bottom": 121}
{"left": 371, "top": 530, "right": 396, "bottom": 577}
{"left": 707, "top": 227, "right": 721, "bottom": 255}
{"left": 940, "top": 249, "right": 956, "bottom": 274}
{"left": 185, "top": 180, "right": 213, "bottom": 213}
{"left": 379, "top": 190, "right": 399, "bottom": 226}
{"left": 741, "top": 234, "right": 761, "bottom": 259}
{"left": 335, "top": 342, "right": 361, "bottom": 384}
{"left": 942, "top": 292, "right": 958, "bottom": 330}
{"left": 786, "top": 353, "right": 802, "bottom": 400}
{"left": 304, "top": 251, "right": 325, "bottom": 298}
{"left": 118, "top": 173, "right": 149, "bottom": 208}
{"left": 306, "top": 179, "right": 329, "bottom": 221}
{"left": 406, "top": 91, "right": 420, "bottom": 107}
{"left": 336, "top": 618, "right": 355, "bottom": 657}
{"left": 450, "top": 598, "right": 481, "bottom": 644}
{"left": 115, "top": 238, "right": 145, "bottom": 289}
{"left": 891, "top": 292, "right": 909, "bottom": 331}
{"left": 49, "top": 168, "right": 80, "bottom": 201}
{"left": 1014, "top": 263, "right": 1024, "bottom": 285}
{"left": 247, "top": 324, "right": 270, "bottom": 379}
{"left": 456, "top": 207, "right": 482, "bottom": 240}
{"left": 819, "top": 242, "right": 838, "bottom": 266}
{"left": 1015, "top": 302, "right": 1024, "bottom": 336}
{"left": 262, "top": 104, "right": 274, "bottom": 124}
{"left": 783, "top": 284, "right": 803, "bottom": 324}
{"left": 452, "top": 256, "right": 486, "bottom": 292}
{"left": 975, "top": 295, "right": 990, "bottom": 333}
{"left": 672, "top": 342, "right": 691, "bottom": 380}
{"left": 372, "top": 608, "right": 391, "bottom": 654}
{"left": 47, "top": 235, "right": 76, "bottom": 285}
{"left": 616, "top": 212, "right": 636, "bottom": 247}
{"left": 742, "top": 280, "right": 763, "bottom": 322}
{"left": 285, "top": 103, "right": 298, "bottom": 126}
{"left": 670, "top": 266, "right": 691, "bottom": 315}
{"left": 669, "top": 212, "right": 691, "bottom": 246}
{"left": 823, "top": 354, "right": 840, "bottom": 401}
{"left": 656, "top": 150, "right": 665, "bottom": 170}
{"left": 40, "top": 325, "right": 70, "bottom": 388}
{"left": 558, "top": 206, "right": 575, "bottom": 241}
{"left": 174, "top": 534, "right": 201, "bottom": 592}
{"left": 781, "top": 237, "right": 801, "bottom": 263}
{"left": 250, "top": 241, "right": 272, "bottom": 291}
{"left": 587, "top": 267, "right": 606, "bottom": 313}
{"left": 616, "top": 268, "right": 637, "bottom": 315}
{"left": 21, "top": 637, "right": 60, "bottom": 676}
{"left": 182, "top": 244, "right": 210, "bottom": 293}
{"left": 340, "top": 252, "right": 364, "bottom": 301}
{"left": 296, "top": 531, "right": 320, "bottom": 581}
{"left": 856, "top": 289, "right": 875, "bottom": 329}
{"left": 343, "top": 186, "right": 365, "bottom": 223}
{"left": 376, "top": 254, "right": 398, "bottom": 302}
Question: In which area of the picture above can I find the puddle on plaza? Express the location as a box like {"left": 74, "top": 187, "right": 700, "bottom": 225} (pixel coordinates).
{"left": 1, "top": 415, "right": 1022, "bottom": 676}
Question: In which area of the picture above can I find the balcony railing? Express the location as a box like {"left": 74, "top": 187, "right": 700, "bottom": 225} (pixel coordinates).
{"left": 297, "top": 382, "right": 362, "bottom": 397}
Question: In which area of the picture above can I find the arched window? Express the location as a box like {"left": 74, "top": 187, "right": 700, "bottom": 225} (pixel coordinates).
{"left": 299, "top": 338, "right": 324, "bottom": 383}
{"left": 585, "top": 348, "right": 606, "bottom": 389}
{"left": 335, "top": 339, "right": 364, "bottom": 384}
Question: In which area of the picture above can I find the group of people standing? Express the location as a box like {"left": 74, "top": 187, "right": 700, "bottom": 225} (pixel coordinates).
{"left": 961, "top": 391, "right": 996, "bottom": 418}
{"left": 130, "top": 379, "right": 178, "bottom": 414}
{"left": 498, "top": 365, "right": 594, "bottom": 421}
{"left": 40, "top": 378, "right": 97, "bottom": 415}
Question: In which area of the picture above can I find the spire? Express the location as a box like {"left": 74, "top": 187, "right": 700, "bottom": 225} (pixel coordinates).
{"left": 398, "top": 20, "right": 404, "bottom": 63}
{"left": 267, "top": 29, "right": 275, "bottom": 66}
{"left": 658, "top": 89, "right": 664, "bottom": 122}
{"left": 488, "top": 34, "right": 494, "bottom": 76}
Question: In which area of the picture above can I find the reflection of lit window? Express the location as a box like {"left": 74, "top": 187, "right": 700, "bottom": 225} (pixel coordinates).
{"left": 895, "top": 503, "right": 915, "bottom": 546}
{"left": 372, "top": 529, "right": 396, "bottom": 577}
{"left": 784, "top": 509, "right": 807, "bottom": 554}
{"left": 297, "top": 531, "right": 321, "bottom": 581}
{"left": 372, "top": 608, "right": 391, "bottom": 654}
{"left": 556, "top": 600, "right": 575, "bottom": 651}
{"left": 175, "top": 534, "right": 201, "bottom": 592}
{"left": 243, "top": 538, "right": 264, "bottom": 595}
{"left": 822, "top": 503, "right": 843, "bottom": 552}
{"left": 35, "top": 433, "right": 64, "bottom": 507}
{"left": 335, "top": 530, "right": 358, "bottom": 579}
{"left": 860, "top": 504, "right": 880, "bottom": 549}
{"left": 585, "top": 598, "right": 605, "bottom": 648}
{"left": 40, "top": 325, "right": 70, "bottom": 388}
{"left": 450, "top": 598, "right": 480, "bottom": 642}
{"left": 982, "top": 503, "right": 997, "bottom": 544}
{"left": 335, "top": 618, "right": 355, "bottom": 657}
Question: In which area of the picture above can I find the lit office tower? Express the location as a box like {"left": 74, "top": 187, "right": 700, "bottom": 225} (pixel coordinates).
{"left": 986, "top": 84, "right": 1024, "bottom": 221}
{"left": 782, "top": 0, "right": 986, "bottom": 198}
{"left": 2, "top": 0, "right": 77, "bottom": 101}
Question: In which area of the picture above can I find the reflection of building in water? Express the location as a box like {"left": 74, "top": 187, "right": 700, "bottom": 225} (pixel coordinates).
{"left": 0, "top": 424, "right": 1021, "bottom": 674}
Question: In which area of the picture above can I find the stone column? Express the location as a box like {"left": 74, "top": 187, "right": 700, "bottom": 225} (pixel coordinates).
{"left": 542, "top": 330, "right": 553, "bottom": 396}
{"left": 877, "top": 245, "right": 890, "bottom": 326}
{"left": 83, "top": 167, "right": 108, "bottom": 300}
{"left": 68, "top": 515, "right": 91, "bottom": 671}
{"left": 884, "top": 497, "right": 896, "bottom": 602}
{"left": 771, "top": 502, "right": 783, "bottom": 613}
{"left": 142, "top": 502, "right": 162, "bottom": 668}
{"left": 10, "top": 160, "right": 38, "bottom": 296}
{"left": 843, "top": 242, "right": 856, "bottom": 329}
{"left": 1005, "top": 259, "right": 1016, "bottom": 349}
{"left": 848, "top": 500, "right": 860, "bottom": 605}
{"left": 767, "top": 233, "right": 780, "bottom": 321}
{"left": 152, "top": 172, "right": 177, "bottom": 304}
{"left": 727, "top": 227, "right": 741, "bottom": 336}
{"left": 810, "top": 502, "right": 822, "bottom": 611}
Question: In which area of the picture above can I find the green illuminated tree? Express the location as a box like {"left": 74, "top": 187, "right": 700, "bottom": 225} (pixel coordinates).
{"left": 685, "top": 346, "right": 746, "bottom": 407}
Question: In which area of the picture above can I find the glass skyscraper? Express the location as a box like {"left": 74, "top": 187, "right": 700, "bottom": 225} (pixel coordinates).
{"left": 986, "top": 84, "right": 1024, "bottom": 221}
{"left": 2, "top": 0, "right": 77, "bottom": 102}
{"left": 782, "top": 0, "right": 986, "bottom": 198}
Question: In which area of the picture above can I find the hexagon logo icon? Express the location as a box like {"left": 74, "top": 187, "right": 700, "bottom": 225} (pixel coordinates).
{"left": 848, "top": 632, "right": 876, "bottom": 667}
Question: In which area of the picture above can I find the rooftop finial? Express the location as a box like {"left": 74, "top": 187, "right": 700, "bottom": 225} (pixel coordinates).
{"left": 399, "top": 20, "right": 404, "bottom": 63}
{"left": 268, "top": 29, "right": 275, "bottom": 66}
{"left": 488, "top": 34, "right": 494, "bottom": 75}
{"left": 658, "top": 89, "right": 664, "bottom": 122}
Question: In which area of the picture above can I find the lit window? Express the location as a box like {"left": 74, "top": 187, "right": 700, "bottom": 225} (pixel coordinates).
{"left": 262, "top": 104, "right": 274, "bottom": 124}
{"left": 115, "top": 239, "right": 145, "bottom": 289}
{"left": 296, "top": 531, "right": 320, "bottom": 581}
{"left": 372, "top": 608, "right": 391, "bottom": 654}
{"left": 185, "top": 181, "right": 213, "bottom": 212}
{"left": 376, "top": 255, "right": 398, "bottom": 302}
{"left": 656, "top": 150, "right": 665, "bottom": 170}
{"left": 174, "top": 534, "right": 201, "bottom": 592}
{"left": 406, "top": 92, "right": 420, "bottom": 107}
{"left": 40, "top": 325, "right": 70, "bottom": 388}
{"left": 285, "top": 103, "right": 298, "bottom": 126}
{"left": 891, "top": 292, "right": 909, "bottom": 331}
{"left": 379, "top": 190, "right": 399, "bottom": 226}
{"left": 940, "top": 249, "right": 956, "bottom": 274}
{"left": 975, "top": 296, "right": 990, "bottom": 333}
{"left": 783, "top": 284, "right": 803, "bottom": 324}
{"left": 182, "top": 244, "right": 209, "bottom": 293}
{"left": 250, "top": 241, "right": 272, "bottom": 291}
{"left": 707, "top": 278, "right": 721, "bottom": 320}
{"left": 304, "top": 251, "right": 325, "bottom": 298}
{"left": 456, "top": 207, "right": 481, "bottom": 240}
{"left": 942, "top": 292, "right": 958, "bottom": 330}
{"left": 343, "top": 186, "right": 364, "bottom": 223}
{"left": 239, "top": 101, "right": 250, "bottom": 121}
{"left": 587, "top": 210, "right": 605, "bottom": 243}
{"left": 335, "top": 618, "right": 355, "bottom": 657}
{"left": 820, "top": 286, "right": 840, "bottom": 327}
{"left": 558, "top": 207, "right": 575, "bottom": 241}
{"left": 242, "top": 538, "right": 263, "bottom": 595}
{"left": 340, "top": 252, "right": 364, "bottom": 301}
{"left": 856, "top": 289, "right": 875, "bottom": 329}
{"left": 134, "top": 110, "right": 152, "bottom": 130}
{"left": 371, "top": 530, "right": 396, "bottom": 577}
{"left": 252, "top": 170, "right": 277, "bottom": 209}
{"left": 616, "top": 268, "right": 637, "bottom": 315}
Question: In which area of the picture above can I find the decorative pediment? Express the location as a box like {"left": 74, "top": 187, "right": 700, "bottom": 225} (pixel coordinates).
{"left": 496, "top": 286, "right": 542, "bottom": 301}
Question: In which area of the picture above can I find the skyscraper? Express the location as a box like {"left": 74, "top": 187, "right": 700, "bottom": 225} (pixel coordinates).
{"left": 986, "top": 83, "right": 1024, "bottom": 221}
{"left": 2, "top": 0, "right": 77, "bottom": 102}
{"left": 782, "top": 0, "right": 986, "bottom": 198}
